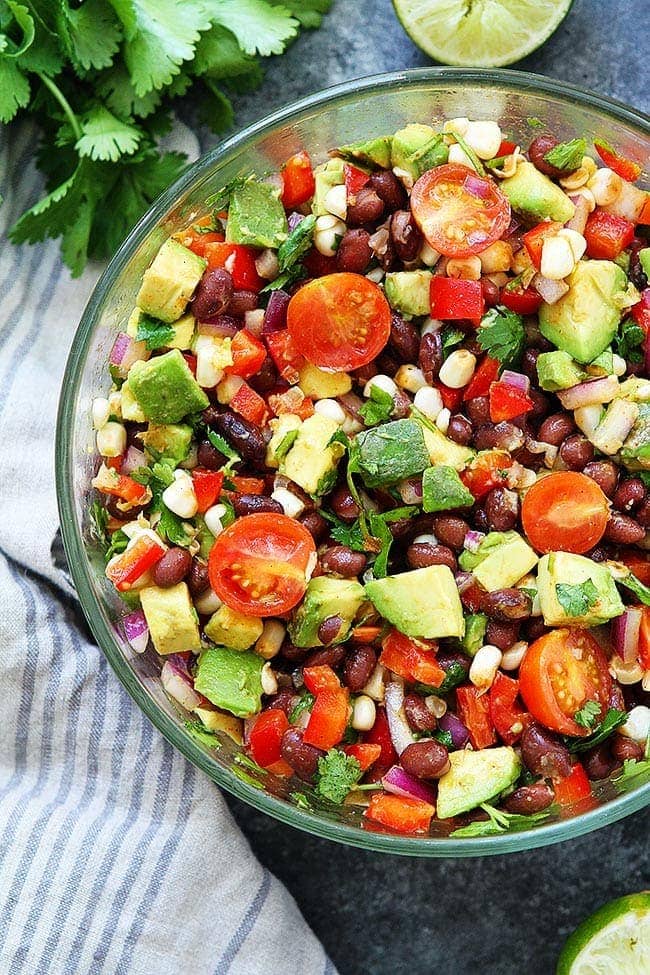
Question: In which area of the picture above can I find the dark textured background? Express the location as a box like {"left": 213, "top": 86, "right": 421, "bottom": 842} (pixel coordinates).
{"left": 215, "top": 2, "right": 650, "bottom": 972}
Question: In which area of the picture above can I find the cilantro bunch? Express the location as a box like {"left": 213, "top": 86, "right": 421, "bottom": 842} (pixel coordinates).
{"left": 0, "top": 0, "right": 331, "bottom": 275}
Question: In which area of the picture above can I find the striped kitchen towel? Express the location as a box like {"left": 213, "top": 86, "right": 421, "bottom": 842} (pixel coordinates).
{"left": 0, "top": 123, "right": 337, "bottom": 975}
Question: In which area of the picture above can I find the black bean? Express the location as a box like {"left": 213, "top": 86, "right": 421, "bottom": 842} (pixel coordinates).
{"left": 404, "top": 694, "right": 437, "bottom": 733}
{"left": 212, "top": 411, "right": 266, "bottom": 466}
{"left": 369, "top": 170, "right": 407, "bottom": 211}
{"left": 343, "top": 644, "right": 376, "bottom": 692}
{"left": 485, "top": 487, "right": 519, "bottom": 531}
{"left": 583, "top": 460, "right": 619, "bottom": 498}
{"left": 431, "top": 516, "right": 469, "bottom": 551}
{"left": 406, "top": 542, "right": 457, "bottom": 571}
{"left": 481, "top": 588, "right": 532, "bottom": 621}
{"left": 152, "top": 547, "right": 192, "bottom": 588}
{"left": 346, "top": 185, "right": 384, "bottom": 226}
{"left": 503, "top": 782, "right": 554, "bottom": 815}
{"left": 520, "top": 724, "right": 572, "bottom": 779}
{"left": 321, "top": 546, "right": 367, "bottom": 578}
{"left": 390, "top": 210, "right": 422, "bottom": 263}
{"left": 191, "top": 267, "right": 233, "bottom": 319}
{"left": 299, "top": 510, "right": 328, "bottom": 543}
{"left": 187, "top": 557, "right": 210, "bottom": 596}
{"left": 389, "top": 312, "right": 420, "bottom": 363}
{"left": 336, "top": 229, "right": 372, "bottom": 273}
{"left": 197, "top": 439, "right": 227, "bottom": 470}
{"left": 419, "top": 332, "right": 443, "bottom": 384}
{"left": 232, "top": 493, "right": 283, "bottom": 517}
{"left": 559, "top": 434, "right": 594, "bottom": 470}
{"left": 613, "top": 478, "right": 646, "bottom": 512}
{"left": 538, "top": 412, "right": 576, "bottom": 446}
{"left": 305, "top": 643, "right": 346, "bottom": 668}
{"left": 281, "top": 728, "right": 323, "bottom": 781}
{"left": 486, "top": 619, "right": 520, "bottom": 650}
{"left": 466, "top": 396, "right": 490, "bottom": 425}
{"left": 605, "top": 512, "right": 645, "bottom": 545}
{"left": 401, "top": 740, "right": 450, "bottom": 780}
{"left": 447, "top": 415, "right": 473, "bottom": 446}
{"left": 330, "top": 485, "right": 360, "bottom": 522}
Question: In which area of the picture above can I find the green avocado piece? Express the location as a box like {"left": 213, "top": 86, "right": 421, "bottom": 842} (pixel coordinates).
{"left": 336, "top": 135, "right": 393, "bottom": 169}
{"left": 422, "top": 465, "right": 474, "bottom": 513}
{"left": 500, "top": 160, "right": 575, "bottom": 223}
{"left": 355, "top": 419, "right": 430, "bottom": 488}
{"left": 384, "top": 270, "right": 433, "bottom": 317}
{"left": 639, "top": 248, "right": 650, "bottom": 279}
{"left": 391, "top": 124, "right": 448, "bottom": 181}
{"left": 536, "top": 350, "right": 586, "bottom": 391}
{"left": 137, "top": 239, "right": 207, "bottom": 323}
{"left": 365, "top": 565, "right": 464, "bottom": 639}
{"left": 436, "top": 747, "right": 522, "bottom": 820}
{"left": 281, "top": 413, "right": 345, "bottom": 496}
{"left": 414, "top": 416, "right": 475, "bottom": 471}
{"left": 537, "top": 552, "right": 624, "bottom": 627}
{"left": 127, "top": 349, "right": 209, "bottom": 424}
{"left": 288, "top": 577, "right": 365, "bottom": 648}
{"left": 140, "top": 582, "right": 201, "bottom": 655}
{"left": 143, "top": 423, "right": 192, "bottom": 464}
{"left": 461, "top": 613, "right": 488, "bottom": 658}
{"left": 312, "top": 158, "right": 345, "bottom": 216}
{"left": 460, "top": 531, "right": 538, "bottom": 593}
{"left": 588, "top": 347, "right": 614, "bottom": 376}
{"left": 620, "top": 402, "right": 650, "bottom": 469}
{"left": 538, "top": 260, "right": 628, "bottom": 363}
{"left": 225, "top": 179, "right": 288, "bottom": 249}
{"left": 194, "top": 647, "right": 264, "bottom": 719}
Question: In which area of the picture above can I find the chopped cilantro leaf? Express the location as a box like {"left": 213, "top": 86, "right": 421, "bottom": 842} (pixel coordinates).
{"left": 448, "top": 131, "right": 485, "bottom": 176}
{"left": 359, "top": 384, "right": 394, "bottom": 427}
{"left": 289, "top": 692, "right": 315, "bottom": 724}
{"left": 89, "top": 499, "right": 109, "bottom": 546}
{"left": 105, "top": 529, "right": 129, "bottom": 561}
{"left": 450, "top": 801, "right": 552, "bottom": 837}
{"left": 207, "top": 428, "right": 241, "bottom": 464}
{"left": 431, "top": 729, "right": 454, "bottom": 749}
{"left": 555, "top": 580, "right": 599, "bottom": 617}
{"left": 566, "top": 708, "right": 628, "bottom": 752}
{"left": 616, "top": 572, "right": 650, "bottom": 606}
{"left": 612, "top": 757, "right": 650, "bottom": 793}
{"left": 477, "top": 306, "right": 525, "bottom": 367}
{"left": 134, "top": 313, "right": 176, "bottom": 351}
{"left": 543, "top": 138, "right": 587, "bottom": 172}
{"left": 616, "top": 318, "right": 645, "bottom": 365}
{"left": 573, "top": 700, "right": 601, "bottom": 729}
{"left": 315, "top": 748, "right": 362, "bottom": 803}
{"left": 441, "top": 326, "right": 465, "bottom": 358}
{"left": 277, "top": 214, "right": 316, "bottom": 272}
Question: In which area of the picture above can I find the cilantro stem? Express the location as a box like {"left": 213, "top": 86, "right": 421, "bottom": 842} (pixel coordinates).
{"left": 37, "top": 73, "right": 82, "bottom": 142}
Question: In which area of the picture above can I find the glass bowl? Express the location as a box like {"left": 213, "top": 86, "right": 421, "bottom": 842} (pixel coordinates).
{"left": 56, "top": 68, "right": 650, "bottom": 856}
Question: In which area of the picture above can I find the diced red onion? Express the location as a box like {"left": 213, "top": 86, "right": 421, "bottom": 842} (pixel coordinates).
{"left": 339, "top": 391, "right": 364, "bottom": 420}
{"left": 398, "top": 477, "right": 423, "bottom": 504}
{"left": 384, "top": 680, "right": 415, "bottom": 755}
{"left": 161, "top": 658, "right": 202, "bottom": 711}
{"left": 463, "top": 530, "right": 485, "bottom": 554}
{"left": 122, "top": 445, "right": 146, "bottom": 476}
{"left": 557, "top": 374, "right": 620, "bottom": 410}
{"left": 500, "top": 369, "right": 530, "bottom": 394}
{"left": 369, "top": 227, "right": 390, "bottom": 256}
{"left": 532, "top": 273, "right": 570, "bottom": 305}
{"left": 109, "top": 332, "right": 147, "bottom": 379}
{"left": 491, "top": 422, "right": 525, "bottom": 452}
{"left": 438, "top": 712, "right": 470, "bottom": 749}
{"left": 287, "top": 211, "right": 304, "bottom": 231}
{"left": 566, "top": 194, "right": 591, "bottom": 235}
{"left": 612, "top": 607, "right": 643, "bottom": 663}
{"left": 382, "top": 765, "right": 437, "bottom": 804}
{"left": 255, "top": 248, "right": 279, "bottom": 281}
{"left": 455, "top": 570, "right": 475, "bottom": 594}
{"left": 122, "top": 609, "right": 149, "bottom": 654}
{"left": 244, "top": 308, "right": 265, "bottom": 337}
{"left": 463, "top": 173, "right": 491, "bottom": 199}
{"left": 526, "top": 436, "right": 558, "bottom": 468}
{"left": 198, "top": 315, "right": 239, "bottom": 337}
{"left": 262, "top": 290, "right": 290, "bottom": 333}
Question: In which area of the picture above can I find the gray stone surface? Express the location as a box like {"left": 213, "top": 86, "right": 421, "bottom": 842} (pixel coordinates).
{"left": 213, "top": 3, "right": 649, "bottom": 973}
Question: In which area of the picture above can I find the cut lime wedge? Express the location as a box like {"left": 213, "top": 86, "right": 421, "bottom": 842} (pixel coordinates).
{"left": 393, "top": 0, "right": 574, "bottom": 67}
{"left": 556, "top": 892, "right": 650, "bottom": 975}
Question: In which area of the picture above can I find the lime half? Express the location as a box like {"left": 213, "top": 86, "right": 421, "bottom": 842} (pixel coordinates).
{"left": 557, "top": 892, "right": 650, "bottom": 975}
{"left": 393, "top": 0, "right": 574, "bottom": 67}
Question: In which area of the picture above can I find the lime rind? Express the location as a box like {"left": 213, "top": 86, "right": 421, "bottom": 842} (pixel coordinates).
{"left": 393, "top": 0, "right": 574, "bottom": 68}
{"left": 556, "top": 892, "right": 650, "bottom": 975}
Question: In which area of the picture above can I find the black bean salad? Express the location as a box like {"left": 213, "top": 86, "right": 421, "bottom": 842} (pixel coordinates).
{"left": 90, "top": 117, "right": 650, "bottom": 835}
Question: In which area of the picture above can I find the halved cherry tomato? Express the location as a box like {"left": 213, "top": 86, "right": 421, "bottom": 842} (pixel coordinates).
{"left": 554, "top": 762, "right": 592, "bottom": 805}
{"left": 463, "top": 355, "right": 500, "bottom": 401}
{"left": 521, "top": 471, "right": 609, "bottom": 554}
{"left": 638, "top": 607, "right": 650, "bottom": 670}
{"left": 456, "top": 685, "right": 496, "bottom": 749}
{"left": 522, "top": 220, "right": 563, "bottom": 269}
{"left": 584, "top": 210, "right": 635, "bottom": 260}
{"left": 208, "top": 513, "right": 316, "bottom": 616}
{"left": 429, "top": 277, "right": 485, "bottom": 321}
{"left": 489, "top": 379, "right": 534, "bottom": 422}
{"left": 303, "top": 687, "right": 348, "bottom": 750}
{"left": 489, "top": 672, "right": 527, "bottom": 745}
{"left": 287, "top": 273, "right": 391, "bottom": 371}
{"left": 379, "top": 629, "right": 445, "bottom": 687}
{"left": 303, "top": 665, "right": 341, "bottom": 695}
{"left": 106, "top": 534, "right": 166, "bottom": 592}
{"left": 411, "top": 164, "right": 511, "bottom": 258}
{"left": 594, "top": 139, "right": 642, "bottom": 183}
{"left": 280, "top": 150, "right": 316, "bottom": 209}
{"left": 226, "top": 329, "right": 267, "bottom": 379}
{"left": 191, "top": 469, "right": 223, "bottom": 513}
{"left": 364, "top": 793, "right": 435, "bottom": 834}
{"left": 202, "top": 242, "right": 264, "bottom": 291}
{"left": 345, "top": 163, "right": 370, "bottom": 199}
{"left": 249, "top": 709, "right": 290, "bottom": 768}
{"left": 264, "top": 329, "right": 305, "bottom": 383}
{"left": 499, "top": 282, "right": 543, "bottom": 315}
{"left": 461, "top": 450, "right": 513, "bottom": 500}
{"left": 342, "top": 743, "right": 382, "bottom": 772}
{"left": 519, "top": 629, "right": 612, "bottom": 737}
{"left": 229, "top": 381, "right": 269, "bottom": 425}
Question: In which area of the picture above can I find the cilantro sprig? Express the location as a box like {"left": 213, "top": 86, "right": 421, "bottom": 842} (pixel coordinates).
{"left": 555, "top": 580, "right": 599, "bottom": 617}
{"left": 450, "top": 801, "right": 553, "bottom": 838}
{"left": 477, "top": 306, "right": 525, "bottom": 368}
{"left": 315, "top": 748, "right": 363, "bottom": 803}
{"left": 543, "top": 138, "right": 587, "bottom": 172}
{"left": 565, "top": 708, "right": 628, "bottom": 753}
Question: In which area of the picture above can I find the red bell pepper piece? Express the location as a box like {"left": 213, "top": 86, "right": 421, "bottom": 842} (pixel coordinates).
{"left": 280, "top": 151, "right": 316, "bottom": 210}
{"left": 489, "top": 379, "right": 534, "bottom": 422}
{"left": 522, "top": 220, "right": 563, "bottom": 269}
{"left": 106, "top": 533, "right": 166, "bottom": 592}
{"left": 594, "top": 139, "right": 642, "bottom": 183}
{"left": 456, "top": 685, "right": 497, "bottom": 749}
{"left": 267, "top": 387, "right": 314, "bottom": 420}
{"left": 499, "top": 283, "right": 543, "bottom": 315}
{"left": 202, "top": 242, "right": 264, "bottom": 292}
{"left": 229, "top": 381, "right": 269, "bottom": 425}
{"left": 303, "top": 665, "right": 341, "bottom": 695}
{"left": 584, "top": 210, "right": 635, "bottom": 260}
{"left": 178, "top": 216, "right": 225, "bottom": 257}
{"left": 93, "top": 464, "right": 149, "bottom": 505}
{"left": 638, "top": 607, "right": 650, "bottom": 670}
{"left": 342, "top": 743, "right": 382, "bottom": 773}
{"left": 379, "top": 629, "right": 445, "bottom": 688}
{"left": 191, "top": 468, "right": 224, "bottom": 513}
{"left": 344, "top": 163, "right": 370, "bottom": 199}
{"left": 182, "top": 352, "right": 198, "bottom": 376}
{"left": 105, "top": 454, "right": 123, "bottom": 472}
{"left": 430, "top": 277, "right": 485, "bottom": 321}
{"left": 248, "top": 709, "right": 290, "bottom": 768}
{"left": 361, "top": 707, "right": 398, "bottom": 779}
{"left": 497, "top": 139, "right": 517, "bottom": 157}
{"left": 488, "top": 672, "right": 526, "bottom": 745}
{"left": 435, "top": 382, "right": 464, "bottom": 411}
{"left": 461, "top": 450, "right": 513, "bottom": 500}
{"left": 631, "top": 288, "right": 650, "bottom": 331}
{"left": 226, "top": 329, "right": 267, "bottom": 379}
{"left": 463, "top": 355, "right": 500, "bottom": 401}
{"left": 228, "top": 475, "right": 265, "bottom": 495}
{"left": 303, "top": 687, "right": 349, "bottom": 750}
{"left": 264, "top": 329, "right": 305, "bottom": 384}
{"left": 364, "top": 793, "right": 435, "bottom": 834}
{"left": 554, "top": 762, "right": 592, "bottom": 805}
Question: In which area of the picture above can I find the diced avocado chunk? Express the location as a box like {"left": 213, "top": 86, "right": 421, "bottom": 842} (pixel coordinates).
{"left": 204, "top": 604, "right": 263, "bottom": 651}
{"left": 391, "top": 124, "right": 448, "bottom": 182}
{"left": 436, "top": 747, "right": 522, "bottom": 820}
{"left": 365, "top": 565, "right": 464, "bottom": 639}
{"left": 120, "top": 380, "right": 147, "bottom": 422}
{"left": 422, "top": 465, "right": 474, "bottom": 513}
{"left": 194, "top": 646, "right": 264, "bottom": 718}
{"left": 589, "top": 347, "right": 614, "bottom": 376}
{"left": 620, "top": 402, "right": 650, "bottom": 469}
{"left": 193, "top": 706, "right": 243, "bottom": 743}
{"left": 298, "top": 361, "right": 352, "bottom": 399}
{"left": 537, "top": 552, "right": 624, "bottom": 627}
{"left": 127, "top": 349, "right": 209, "bottom": 424}
{"left": 167, "top": 312, "right": 195, "bottom": 350}
{"left": 143, "top": 423, "right": 192, "bottom": 464}
{"left": 225, "top": 179, "right": 288, "bottom": 249}
{"left": 137, "top": 239, "right": 207, "bottom": 323}
{"left": 539, "top": 260, "right": 628, "bottom": 363}
{"left": 500, "top": 160, "right": 575, "bottom": 223}
{"left": 355, "top": 419, "right": 430, "bottom": 488}
{"left": 414, "top": 415, "right": 475, "bottom": 471}
{"left": 461, "top": 531, "right": 538, "bottom": 593}
{"left": 288, "top": 577, "right": 365, "bottom": 648}
{"left": 266, "top": 413, "right": 303, "bottom": 469}
{"left": 337, "top": 135, "right": 393, "bottom": 169}
{"left": 536, "top": 350, "right": 586, "bottom": 391}
{"left": 461, "top": 613, "right": 488, "bottom": 657}
{"left": 384, "top": 270, "right": 433, "bottom": 317}
{"left": 639, "top": 248, "right": 650, "bottom": 279}
{"left": 312, "top": 158, "right": 345, "bottom": 216}
{"left": 140, "top": 582, "right": 201, "bottom": 655}
{"left": 281, "top": 413, "right": 345, "bottom": 496}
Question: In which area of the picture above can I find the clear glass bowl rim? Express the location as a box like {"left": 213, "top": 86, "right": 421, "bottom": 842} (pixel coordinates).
{"left": 56, "top": 67, "right": 650, "bottom": 857}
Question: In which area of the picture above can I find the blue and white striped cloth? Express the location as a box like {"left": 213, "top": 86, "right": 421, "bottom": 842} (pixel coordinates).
{"left": 0, "top": 123, "right": 336, "bottom": 975}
